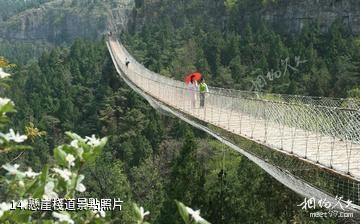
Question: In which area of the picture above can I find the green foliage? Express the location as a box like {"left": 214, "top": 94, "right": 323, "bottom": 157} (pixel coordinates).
{"left": 175, "top": 201, "right": 210, "bottom": 224}
{"left": 158, "top": 131, "right": 208, "bottom": 224}
{"left": 133, "top": 203, "right": 150, "bottom": 224}
{"left": 224, "top": 0, "right": 238, "bottom": 10}
{"left": 0, "top": 40, "right": 52, "bottom": 65}
{"left": 3, "top": 19, "right": 348, "bottom": 223}
{"left": 0, "top": 62, "right": 110, "bottom": 223}
{"left": 130, "top": 157, "right": 165, "bottom": 222}
{"left": 0, "top": 71, "right": 211, "bottom": 224}
{"left": 120, "top": 2, "right": 353, "bottom": 222}
{"left": 0, "top": 131, "right": 110, "bottom": 223}
{"left": 25, "top": 122, "right": 47, "bottom": 142}
{"left": 124, "top": 1, "right": 360, "bottom": 98}
{"left": 347, "top": 88, "right": 360, "bottom": 98}
{"left": 170, "top": 131, "right": 202, "bottom": 203}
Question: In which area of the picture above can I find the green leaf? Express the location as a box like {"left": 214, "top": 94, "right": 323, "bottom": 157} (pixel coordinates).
{"left": 83, "top": 148, "right": 94, "bottom": 162}
{"left": 10, "top": 210, "right": 33, "bottom": 223}
{"left": 198, "top": 219, "right": 211, "bottom": 224}
{"left": 65, "top": 132, "right": 85, "bottom": 142}
{"left": 66, "top": 173, "right": 78, "bottom": 198}
{"left": 54, "top": 146, "right": 68, "bottom": 167}
{"left": 62, "top": 144, "right": 83, "bottom": 164}
{"left": 0, "top": 101, "right": 16, "bottom": 114}
{"left": 10, "top": 145, "right": 32, "bottom": 151}
{"left": 176, "top": 200, "right": 190, "bottom": 224}
{"left": 133, "top": 203, "right": 142, "bottom": 221}
{"left": 32, "top": 165, "right": 48, "bottom": 198}
{"left": 25, "top": 177, "right": 39, "bottom": 195}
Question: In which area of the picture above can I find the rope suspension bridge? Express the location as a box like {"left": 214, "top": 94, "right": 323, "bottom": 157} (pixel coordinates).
{"left": 106, "top": 38, "right": 360, "bottom": 211}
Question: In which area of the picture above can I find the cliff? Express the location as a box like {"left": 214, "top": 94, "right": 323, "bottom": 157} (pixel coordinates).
{"left": 261, "top": 0, "right": 360, "bottom": 34}
{"left": 1, "top": 0, "right": 360, "bottom": 45}
{"left": 0, "top": 0, "right": 135, "bottom": 43}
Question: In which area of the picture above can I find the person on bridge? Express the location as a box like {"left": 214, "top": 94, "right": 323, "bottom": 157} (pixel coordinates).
{"left": 189, "top": 76, "right": 198, "bottom": 108}
{"left": 125, "top": 58, "right": 130, "bottom": 68}
{"left": 199, "top": 78, "right": 209, "bottom": 108}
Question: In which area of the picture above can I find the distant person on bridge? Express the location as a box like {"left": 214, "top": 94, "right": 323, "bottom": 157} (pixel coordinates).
{"left": 189, "top": 76, "right": 198, "bottom": 108}
{"left": 108, "top": 31, "right": 113, "bottom": 40}
{"left": 199, "top": 78, "right": 209, "bottom": 108}
{"left": 125, "top": 58, "right": 130, "bottom": 68}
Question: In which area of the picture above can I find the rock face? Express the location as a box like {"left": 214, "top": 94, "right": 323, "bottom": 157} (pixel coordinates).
{"left": 0, "top": 0, "right": 135, "bottom": 43}
{"left": 262, "top": 0, "right": 360, "bottom": 34}
{"left": 132, "top": 0, "right": 360, "bottom": 35}
{"left": 1, "top": 0, "right": 359, "bottom": 44}
{"left": 131, "top": 0, "right": 226, "bottom": 32}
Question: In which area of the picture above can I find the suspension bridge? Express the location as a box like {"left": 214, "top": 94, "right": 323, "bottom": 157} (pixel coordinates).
{"left": 106, "top": 38, "right": 360, "bottom": 211}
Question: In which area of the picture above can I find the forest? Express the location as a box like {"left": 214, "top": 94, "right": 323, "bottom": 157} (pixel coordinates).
{"left": 125, "top": 0, "right": 360, "bottom": 98}
{"left": 3, "top": 39, "right": 333, "bottom": 223}
{"left": 0, "top": 0, "right": 359, "bottom": 223}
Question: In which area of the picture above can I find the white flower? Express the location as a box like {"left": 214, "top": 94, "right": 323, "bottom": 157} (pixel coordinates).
{"left": 76, "top": 175, "right": 86, "bottom": 192}
{"left": 1, "top": 129, "right": 27, "bottom": 143}
{"left": 2, "top": 163, "right": 24, "bottom": 177}
{"left": 65, "top": 154, "right": 75, "bottom": 167}
{"left": 70, "top": 140, "right": 79, "bottom": 148}
{"left": 92, "top": 209, "right": 106, "bottom": 218}
{"left": 85, "top": 134, "right": 101, "bottom": 147}
{"left": 8, "top": 129, "right": 27, "bottom": 143}
{"left": 0, "top": 202, "right": 12, "bottom": 218}
{"left": 43, "top": 181, "right": 58, "bottom": 199}
{"left": 52, "top": 212, "right": 74, "bottom": 224}
{"left": 19, "top": 180, "right": 25, "bottom": 187}
{"left": 52, "top": 168, "right": 72, "bottom": 181}
{"left": 0, "top": 97, "right": 12, "bottom": 107}
{"left": 2, "top": 163, "right": 19, "bottom": 174}
{"left": 186, "top": 206, "right": 207, "bottom": 223}
{"left": 99, "top": 210, "right": 106, "bottom": 218}
{"left": 24, "top": 168, "right": 40, "bottom": 178}
{"left": 0, "top": 68, "right": 11, "bottom": 79}
{"left": 140, "top": 206, "right": 150, "bottom": 219}
{"left": 3, "top": 164, "right": 39, "bottom": 179}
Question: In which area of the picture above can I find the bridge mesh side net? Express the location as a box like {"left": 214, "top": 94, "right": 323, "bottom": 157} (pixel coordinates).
{"left": 107, "top": 39, "right": 360, "bottom": 211}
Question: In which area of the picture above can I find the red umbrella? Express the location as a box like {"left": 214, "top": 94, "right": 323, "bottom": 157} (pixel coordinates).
{"left": 185, "top": 72, "right": 202, "bottom": 84}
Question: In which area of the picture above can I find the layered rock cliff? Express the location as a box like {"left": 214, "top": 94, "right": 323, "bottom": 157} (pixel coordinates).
{"left": 0, "top": 0, "right": 135, "bottom": 43}
{"left": 1, "top": 0, "right": 360, "bottom": 45}
{"left": 261, "top": 0, "right": 360, "bottom": 34}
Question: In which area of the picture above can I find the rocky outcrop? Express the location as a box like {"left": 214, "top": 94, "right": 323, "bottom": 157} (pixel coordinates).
{"left": 131, "top": 0, "right": 226, "bottom": 32}
{"left": 132, "top": 0, "right": 360, "bottom": 35}
{"left": 1, "top": 0, "right": 359, "bottom": 44}
{"left": 0, "top": 0, "right": 135, "bottom": 43}
{"left": 262, "top": 0, "right": 360, "bottom": 34}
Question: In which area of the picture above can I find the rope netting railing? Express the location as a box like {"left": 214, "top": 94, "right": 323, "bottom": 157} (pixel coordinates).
{"left": 108, "top": 39, "right": 360, "bottom": 180}
{"left": 107, "top": 38, "right": 360, "bottom": 209}
{"left": 208, "top": 87, "right": 360, "bottom": 110}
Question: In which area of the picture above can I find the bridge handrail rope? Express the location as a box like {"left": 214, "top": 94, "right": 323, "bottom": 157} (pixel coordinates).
{"left": 116, "top": 40, "right": 360, "bottom": 140}
{"left": 121, "top": 41, "right": 360, "bottom": 111}
{"left": 108, "top": 38, "right": 360, "bottom": 181}
{"left": 119, "top": 41, "right": 360, "bottom": 111}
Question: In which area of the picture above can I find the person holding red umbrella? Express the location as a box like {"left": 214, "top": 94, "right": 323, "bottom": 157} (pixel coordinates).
{"left": 185, "top": 72, "right": 202, "bottom": 109}
{"left": 185, "top": 72, "right": 202, "bottom": 84}
{"left": 189, "top": 76, "right": 198, "bottom": 108}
